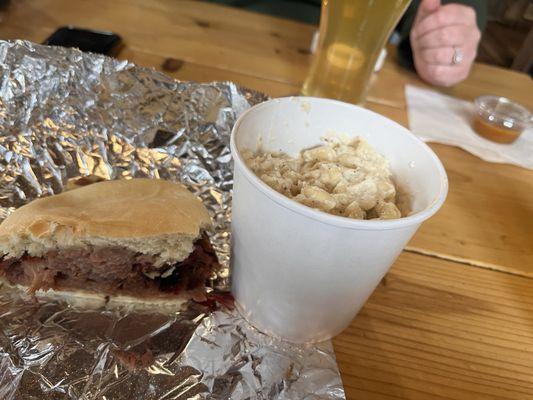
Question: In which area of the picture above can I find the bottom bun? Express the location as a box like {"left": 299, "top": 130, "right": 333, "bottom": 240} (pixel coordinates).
{"left": 1, "top": 280, "right": 189, "bottom": 312}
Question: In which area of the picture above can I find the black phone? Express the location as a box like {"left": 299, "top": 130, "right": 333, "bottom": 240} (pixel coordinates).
{"left": 43, "top": 27, "right": 122, "bottom": 56}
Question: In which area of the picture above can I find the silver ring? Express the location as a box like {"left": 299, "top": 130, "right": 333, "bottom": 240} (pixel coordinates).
{"left": 452, "top": 46, "right": 464, "bottom": 65}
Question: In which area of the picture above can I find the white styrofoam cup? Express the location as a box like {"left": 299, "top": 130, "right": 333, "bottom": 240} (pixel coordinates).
{"left": 230, "top": 97, "right": 448, "bottom": 343}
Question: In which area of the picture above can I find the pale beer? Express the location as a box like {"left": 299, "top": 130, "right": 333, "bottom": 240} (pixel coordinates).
{"left": 302, "top": 0, "right": 411, "bottom": 104}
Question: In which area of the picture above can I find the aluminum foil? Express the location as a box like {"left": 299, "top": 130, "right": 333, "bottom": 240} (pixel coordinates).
{"left": 0, "top": 40, "right": 345, "bottom": 399}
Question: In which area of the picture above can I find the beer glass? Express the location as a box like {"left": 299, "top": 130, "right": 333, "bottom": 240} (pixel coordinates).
{"left": 302, "top": 0, "right": 411, "bottom": 105}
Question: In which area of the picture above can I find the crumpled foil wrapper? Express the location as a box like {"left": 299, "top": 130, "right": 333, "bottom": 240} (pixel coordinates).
{"left": 0, "top": 41, "right": 345, "bottom": 399}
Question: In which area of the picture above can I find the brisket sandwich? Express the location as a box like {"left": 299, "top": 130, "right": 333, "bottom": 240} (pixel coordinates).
{"left": 0, "top": 179, "right": 219, "bottom": 306}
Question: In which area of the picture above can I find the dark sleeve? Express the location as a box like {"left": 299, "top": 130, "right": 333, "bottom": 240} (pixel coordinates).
{"left": 396, "top": 0, "right": 488, "bottom": 70}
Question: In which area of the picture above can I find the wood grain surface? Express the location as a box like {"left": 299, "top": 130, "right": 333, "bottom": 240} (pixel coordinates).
{"left": 0, "top": 1, "right": 532, "bottom": 398}
{"left": 336, "top": 251, "right": 533, "bottom": 400}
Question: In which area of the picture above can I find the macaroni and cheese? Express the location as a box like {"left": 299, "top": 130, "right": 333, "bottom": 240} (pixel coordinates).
{"left": 242, "top": 137, "right": 402, "bottom": 220}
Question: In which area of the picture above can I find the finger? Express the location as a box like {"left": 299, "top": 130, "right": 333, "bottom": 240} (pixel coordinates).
{"left": 429, "top": 64, "right": 470, "bottom": 86}
{"left": 412, "top": 5, "right": 476, "bottom": 39}
{"left": 414, "top": 0, "right": 441, "bottom": 25}
{"left": 419, "top": 43, "right": 478, "bottom": 65}
{"left": 417, "top": 63, "right": 470, "bottom": 87}
{"left": 419, "top": 47, "right": 456, "bottom": 65}
{"left": 414, "top": 25, "right": 470, "bottom": 49}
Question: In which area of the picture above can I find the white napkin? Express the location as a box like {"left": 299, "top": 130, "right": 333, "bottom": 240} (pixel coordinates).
{"left": 405, "top": 85, "right": 533, "bottom": 169}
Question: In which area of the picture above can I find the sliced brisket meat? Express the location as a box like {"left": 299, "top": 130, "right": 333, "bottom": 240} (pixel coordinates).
{"left": 0, "top": 234, "right": 219, "bottom": 301}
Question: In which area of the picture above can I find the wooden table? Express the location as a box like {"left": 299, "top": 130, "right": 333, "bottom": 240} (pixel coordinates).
{"left": 1, "top": 1, "right": 532, "bottom": 398}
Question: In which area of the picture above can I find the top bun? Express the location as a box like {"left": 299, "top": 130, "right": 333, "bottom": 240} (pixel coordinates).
{"left": 0, "top": 179, "right": 212, "bottom": 266}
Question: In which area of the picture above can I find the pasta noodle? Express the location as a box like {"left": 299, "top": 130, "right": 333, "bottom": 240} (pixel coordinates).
{"left": 242, "top": 137, "right": 402, "bottom": 220}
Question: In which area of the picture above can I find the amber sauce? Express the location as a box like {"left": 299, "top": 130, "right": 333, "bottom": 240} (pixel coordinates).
{"left": 472, "top": 115, "right": 522, "bottom": 144}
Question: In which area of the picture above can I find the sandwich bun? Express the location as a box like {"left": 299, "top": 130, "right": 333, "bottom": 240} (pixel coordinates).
{"left": 0, "top": 178, "right": 212, "bottom": 266}
{"left": 2, "top": 281, "right": 190, "bottom": 311}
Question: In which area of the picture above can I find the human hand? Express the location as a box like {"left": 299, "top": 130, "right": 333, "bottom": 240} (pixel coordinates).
{"left": 410, "top": 0, "right": 481, "bottom": 87}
